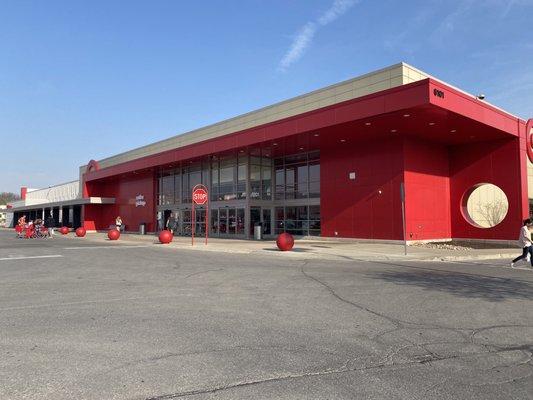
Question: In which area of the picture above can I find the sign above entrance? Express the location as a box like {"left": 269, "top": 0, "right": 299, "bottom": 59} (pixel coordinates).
{"left": 193, "top": 188, "right": 208, "bottom": 205}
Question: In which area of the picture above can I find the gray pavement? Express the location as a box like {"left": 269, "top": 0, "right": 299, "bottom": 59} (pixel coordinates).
{"left": 18, "top": 229, "right": 523, "bottom": 263}
{"left": 0, "top": 229, "right": 532, "bottom": 399}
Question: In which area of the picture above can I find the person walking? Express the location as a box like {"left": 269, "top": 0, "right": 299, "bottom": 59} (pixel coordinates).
{"left": 45, "top": 214, "right": 55, "bottom": 237}
{"left": 511, "top": 219, "right": 533, "bottom": 268}
{"left": 18, "top": 214, "right": 26, "bottom": 227}
{"left": 166, "top": 212, "right": 177, "bottom": 234}
{"left": 115, "top": 216, "right": 123, "bottom": 232}
{"left": 157, "top": 212, "right": 164, "bottom": 232}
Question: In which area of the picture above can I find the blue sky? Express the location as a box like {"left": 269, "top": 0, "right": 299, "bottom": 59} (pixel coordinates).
{"left": 1, "top": 0, "right": 532, "bottom": 193}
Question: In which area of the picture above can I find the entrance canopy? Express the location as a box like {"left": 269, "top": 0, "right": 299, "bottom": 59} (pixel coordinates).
{"left": 8, "top": 197, "right": 115, "bottom": 213}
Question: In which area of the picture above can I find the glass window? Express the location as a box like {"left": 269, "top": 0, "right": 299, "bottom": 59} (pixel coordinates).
{"left": 262, "top": 166, "right": 272, "bottom": 200}
{"left": 238, "top": 164, "right": 247, "bottom": 181}
{"left": 174, "top": 174, "right": 181, "bottom": 204}
{"left": 202, "top": 168, "right": 209, "bottom": 186}
{"left": 309, "top": 161, "right": 320, "bottom": 182}
{"left": 285, "top": 153, "right": 307, "bottom": 164}
{"left": 309, "top": 181, "right": 320, "bottom": 198}
{"left": 190, "top": 171, "right": 201, "bottom": 189}
{"left": 250, "top": 164, "right": 260, "bottom": 181}
{"left": 286, "top": 166, "right": 295, "bottom": 200}
{"left": 285, "top": 206, "right": 296, "bottom": 221}
{"left": 274, "top": 205, "right": 321, "bottom": 236}
{"left": 275, "top": 167, "right": 285, "bottom": 200}
{"left": 250, "top": 164, "right": 261, "bottom": 199}
{"left": 160, "top": 175, "right": 174, "bottom": 205}
{"left": 220, "top": 166, "right": 234, "bottom": 183}
{"left": 309, "top": 205, "right": 320, "bottom": 220}
{"left": 297, "top": 206, "right": 308, "bottom": 221}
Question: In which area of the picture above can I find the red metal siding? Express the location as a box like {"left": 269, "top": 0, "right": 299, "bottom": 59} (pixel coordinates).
{"left": 84, "top": 171, "right": 156, "bottom": 232}
{"left": 403, "top": 138, "right": 451, "bottom": 240}
{"left": 321, "top": 137, "right": 404, "bottom": 240}
{"left": 449, "top": 138, "right": 523, "bottom": 240}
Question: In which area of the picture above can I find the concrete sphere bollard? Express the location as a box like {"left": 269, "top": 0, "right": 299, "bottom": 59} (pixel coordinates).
{"left": 276, "top": 232, "right": 294, "bottom": 251}
{"left": 59, "top": 226, "right": 69, "bottom": 235}
{"left": 158, "top": 230, "right": 173, "bottom": 244}
{"left": 75, "top": 227, "right": 86, "bottom": 237}
{"left": 108, "top": 229, "right": 120, "bottom": 240}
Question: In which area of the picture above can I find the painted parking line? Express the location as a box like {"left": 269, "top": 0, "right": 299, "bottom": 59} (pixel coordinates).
{"left": 63, "top": 245, "right": 153, "bottom": 250}
{"left": 0, "top": 255, "right": 63, "bottom": 261}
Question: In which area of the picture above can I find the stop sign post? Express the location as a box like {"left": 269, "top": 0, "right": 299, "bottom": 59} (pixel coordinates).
{"left": 192, "top": 184, "right": 208, "bottom": 246}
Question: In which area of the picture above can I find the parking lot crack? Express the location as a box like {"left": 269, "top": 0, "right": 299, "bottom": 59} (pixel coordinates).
{"left": 184, "top": 268, "right": 223, "bottom": 280}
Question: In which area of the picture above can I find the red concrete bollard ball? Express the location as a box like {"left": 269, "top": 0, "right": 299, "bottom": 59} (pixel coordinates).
{"left": 75, "top": 227, "right": 86, "bottom": 237}
{"left": 276, "top": 232, "right": 294, "bottom": 251}
{"left": 159, "top": 229, "right": 173, "bottom": 244}
{"left": 60, "top": 226, "right": 69, "bottom": 235}
{"left": 108, "top": 229, "right": 120, "bottom": 241}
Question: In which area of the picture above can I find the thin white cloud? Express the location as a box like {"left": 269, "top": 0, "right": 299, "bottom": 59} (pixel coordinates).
{"left": 278, "top": 22, "right": 317, "bottom": 72}
{"left": 318, "top": 0, "right": 357, "bottom": 25}
{"left": 278, "top": 0, "right": 357, "bottom": 72}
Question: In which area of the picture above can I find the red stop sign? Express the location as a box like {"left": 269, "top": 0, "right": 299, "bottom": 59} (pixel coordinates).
{"left": 192, "top": 188, "right": 208, "bottom": 205}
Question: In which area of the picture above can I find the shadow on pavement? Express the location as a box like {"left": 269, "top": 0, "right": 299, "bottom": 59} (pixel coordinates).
{"left": 368, "top": 270, "right": 533, "bottom": 302}
{"left": 262, "top": 248, "right": 314, "bottom": 253}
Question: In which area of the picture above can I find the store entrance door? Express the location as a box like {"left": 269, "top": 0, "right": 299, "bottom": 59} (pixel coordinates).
{"left": 250, "top": 207, "right": 272, "bottom": 237}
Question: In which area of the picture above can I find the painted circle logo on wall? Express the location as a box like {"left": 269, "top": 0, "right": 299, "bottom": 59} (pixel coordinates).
{"left": 527, "top": 119, "right": 533, "bottom": 163}
{"left": 192, "top": 188, "right": 208, "bottom": 205}
{"left": 86, "top": 159, "right": 100, "bottom": 173}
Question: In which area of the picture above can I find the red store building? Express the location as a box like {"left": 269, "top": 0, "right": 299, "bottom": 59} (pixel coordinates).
{"left": 11, "top": 63, "right": 533, "bottom": 242}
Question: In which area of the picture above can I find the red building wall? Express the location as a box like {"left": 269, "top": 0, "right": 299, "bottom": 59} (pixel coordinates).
{"left": 320, "top": 136, "right": 405, "bottom": 240}
{"left": 84, "top": 171, "right": 156, "bottom": 232}
{"left": 403, "top": 138, "right": 451, "bottom": 241}
{"left": 449, "top": 137, "right": 523, "bottom": 240}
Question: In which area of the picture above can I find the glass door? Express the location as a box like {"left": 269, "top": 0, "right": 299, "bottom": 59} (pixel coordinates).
{"left": 262, "top": 208, "right": 271, "bottom": 235}
{"left": 228, "top": 208, "right": 236, "bottom": 234}
{"left": 181, "top": 210, "right": 191, "bottom": 236}
{"left": 236, "top": 208, "right": 245, "bottom": 235}
{"left": 219, "top": 209, "right": 228, "bottom": 234}
{"left": 194, "top": 208, "right": 206, "bottom": 236}
{"left": 250, "top": 207, "right": 261, "bottom": 235}
{"left": 210, "top": 209, "right": 219, "bottom": 235}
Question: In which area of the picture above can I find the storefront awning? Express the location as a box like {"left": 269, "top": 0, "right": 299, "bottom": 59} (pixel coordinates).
{"left": 8, "top": 197, "right": 115, "bottom": 212}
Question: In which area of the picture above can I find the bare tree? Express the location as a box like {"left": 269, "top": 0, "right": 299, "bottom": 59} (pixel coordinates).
{"left": 475, "top": 200, "right": 508, "bottom": 227}
{"left": 0, "top": 192, "right": 20, "bottom": 205}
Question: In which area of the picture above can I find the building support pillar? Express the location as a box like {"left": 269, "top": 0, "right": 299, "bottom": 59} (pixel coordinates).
{"left": 58, "top": 206, "right": 63, "bottom": 226}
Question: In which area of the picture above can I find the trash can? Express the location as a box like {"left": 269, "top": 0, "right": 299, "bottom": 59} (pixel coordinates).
{"left": 139, "top": 223, "right": 146, "bottom": 235}
{"left": 254, "top": 222, "right": 262, "bottom": 240}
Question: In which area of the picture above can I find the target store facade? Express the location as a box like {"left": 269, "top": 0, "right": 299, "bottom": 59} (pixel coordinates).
{"left": 10, "top": 63, "right": 533, "bottom": 242}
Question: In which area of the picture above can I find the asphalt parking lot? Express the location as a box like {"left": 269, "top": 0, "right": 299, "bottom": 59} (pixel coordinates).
{"left": 0, "top": 229, "right": 532, "bottom": 399}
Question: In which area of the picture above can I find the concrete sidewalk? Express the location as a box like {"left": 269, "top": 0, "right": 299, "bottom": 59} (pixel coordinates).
{"left": 55, "top": 230, "right": 522, "bottom": 262}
